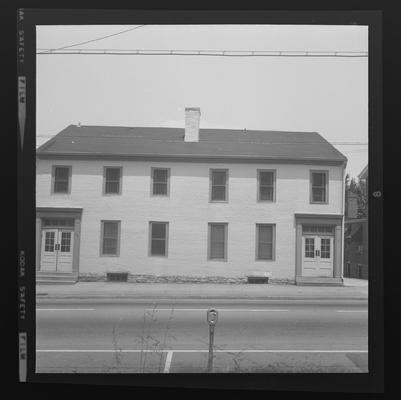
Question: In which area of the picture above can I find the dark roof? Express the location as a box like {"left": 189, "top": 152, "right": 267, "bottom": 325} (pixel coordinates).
{"left": 37, "top": 124, "right": 347, "bottom": 163}
{"left": 358, "top": 164, "right": 368, "bottom": 180}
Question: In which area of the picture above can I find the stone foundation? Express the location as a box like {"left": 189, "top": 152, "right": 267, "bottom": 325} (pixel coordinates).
{"left": 78, "top": 273, "right": 295, "bottom": 285}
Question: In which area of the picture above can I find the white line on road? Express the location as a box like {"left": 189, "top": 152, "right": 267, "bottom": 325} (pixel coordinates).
{"left": 336, "top": 310, "right": 368, "bottom": 313}
{"left": 36, "top": 349, "right": 368, "bottom": 353}
{"left": 146, "top": 308, "right": 289, "bottom": 312}
{"left": 36, "top": 308, "right": 96, "bottom": 311}
{"left": 163, "top": 351, "right": 174, "bottom": 373}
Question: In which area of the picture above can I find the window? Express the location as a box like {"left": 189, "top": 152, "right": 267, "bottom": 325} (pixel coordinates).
{"left": 44, "top": 231, "right": 55, "bottom": 252}
{"left": 258, "top": 170, "right": 275, "bottom": 202}
{"left": 320, "top": 238, "right": 331, "bottom": 258}
{"left": 151, "top": 168, "right": 170, "bottom": 196}
{"left": 310, "top": 171, "right": 328, "bottom": 203}
{"left": 60, "top": 232, "right": 72, "bottom": 252}
{"left": 256, "top": 224, "right": 275, "bottom": 260}
{"left": 149, "top": 222, "right": 168, "bottom": 256}
{"left": 103, "top": 167, "right": 122, "bottom": 194}
{"left": 100, "top": 221, "right": 121, "bottom": 256}
{"left": 302, "top": 225, "right": 334, "bottom": 235}
{"left": 304, "top": 237, "right": 315, "bottom": 258}
{"left": 210, "top": 169, "right": 228, "bottom": 201}
{"left": 208, "top": 223, "right": 227, "bottom": 260}
{"left": 52, "top": 166, "right": 71, "bottom": 194}
{"left": 42, "top": 218, "right": 74, "bottom": 228}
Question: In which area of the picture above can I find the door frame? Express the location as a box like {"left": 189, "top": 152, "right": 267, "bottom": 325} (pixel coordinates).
{"left": 36, "top": 207, "right": 82, "bottom": 275}
{"left": 294, "top": 213, "right": 343, "bottom": 281}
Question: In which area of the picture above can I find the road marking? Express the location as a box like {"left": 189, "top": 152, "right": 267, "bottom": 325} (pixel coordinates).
{"left": 163, "top": 351, "right": 174, "bottom": 373}
{"left": 36, "top": 349, "right": 368, "bottom": 353}
{"left": 36, "top": 308, "right": 96, "bottom": 311}
{"left": 145, "top": 308, "right": 288, "bottom": 312}
{"left": 336, "top": 310, "right": 368, "bottom": 313}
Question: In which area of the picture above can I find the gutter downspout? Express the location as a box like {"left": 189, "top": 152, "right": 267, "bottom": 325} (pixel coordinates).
{"left": 341, "top": 161, "right": 347, "bottom": 280}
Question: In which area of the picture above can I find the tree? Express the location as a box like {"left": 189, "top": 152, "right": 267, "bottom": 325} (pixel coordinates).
{"left": 345, "top": 173, "right": 368, "bottom": 218}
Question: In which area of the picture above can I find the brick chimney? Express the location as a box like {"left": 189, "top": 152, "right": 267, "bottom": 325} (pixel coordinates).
{"left": 345, "top": 192, "right": 358, "bottom": 219}
{"left": 184, "top": 107, "right": 201, "bottom": 142}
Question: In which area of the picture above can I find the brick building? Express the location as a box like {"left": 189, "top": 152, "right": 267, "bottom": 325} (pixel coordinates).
{"left": 344, "top": 164, "right": 368, "bottom": 279}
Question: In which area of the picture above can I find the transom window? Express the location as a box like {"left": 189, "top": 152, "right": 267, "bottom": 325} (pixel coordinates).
{"left": 310, "top": 171, "right": 328, "bottom": 203}
{"left": 150, "top": 222, "right": 168, "bottom": 256}
{"left": 152, "top": 168, "right": 169, "bottom": 196}
{"left": 208, "top": 223, "right": 227, "bottom": 260}
{"left": 52, "top": 166, "right": 71, "bottom": 194}
{"left": 256, "top": 224, "right": 275, "bottom": 260}
{"left": 101, "top": 221, "right": 120, "bottom": 256}
{"left": 258, "top": 170, "right": 275, "bottom": 202}
{"left": 210, "top": 170, "right": 228, "bottom": 201}
{"left": 302, "top": 225, "right": 334, "bottom": 235}
{"left": 104, "top": 167, "right": 122, "bottom": 194}
{"left": 42, "top": 218, "right": 74, "bottom": 228}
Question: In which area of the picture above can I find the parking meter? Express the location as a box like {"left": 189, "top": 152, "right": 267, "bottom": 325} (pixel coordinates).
{"left": 207, "top": 309, "right": 218, "bottom": 372}
{"left": 207, "top": 308, "right": 218, "bottom": 325}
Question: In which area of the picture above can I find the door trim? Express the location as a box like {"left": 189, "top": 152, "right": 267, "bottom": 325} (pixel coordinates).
{"left": 36, "top": 208, "right": 82, "bottom": 276}
{"left": 295, "top": 214, "right": 343, "bottom": 282}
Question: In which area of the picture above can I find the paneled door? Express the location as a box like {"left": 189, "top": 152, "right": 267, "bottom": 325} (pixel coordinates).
{"left": 302, "top": 235, "right": 334, "bottom": 277}
{"left": 40, "top": 229, "right": 73, "bottom": 272}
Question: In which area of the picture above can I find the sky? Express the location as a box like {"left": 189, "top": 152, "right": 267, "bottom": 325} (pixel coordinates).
{"left": 36, "top": 25, "right": 368, "bottom": 178}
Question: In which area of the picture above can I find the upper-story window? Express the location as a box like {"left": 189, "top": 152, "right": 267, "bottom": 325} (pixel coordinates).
{"left": 151, "top": 168, "right": 170, "bottom": 196}
{"left": 52, "top": 166, "right": 71, "bottom": 194}
{"left": 257, "top": 170, "right": 276, "bottom": 202}
{"left": 210, "top": 169, "right": 228, "bottom": 202}
{"left": 310, "top": 170, "right": 328, "bottom": 204}
{"left": 103, "top": 167, "right": 122, "bottom": 195}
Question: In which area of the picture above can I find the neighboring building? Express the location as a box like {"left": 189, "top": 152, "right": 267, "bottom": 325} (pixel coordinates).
{"left": 344, "top": 164, "right": 368, "bottom": 279}
{"left": 36, "top": 108, "right": 347, "bottom": 285}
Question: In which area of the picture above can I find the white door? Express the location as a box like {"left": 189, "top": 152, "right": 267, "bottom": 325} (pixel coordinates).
{"left": 56, "top": 230, "right": 74, "bottom": 272}
{"left": 40, "top": 229, "right": 58, "bottom": 271}
{"left": 302, "top": 235, "right": 334, "bottom": 277}
{"left": 40, "top": 229, "right": 74, "bottom": 272}
{"left": 318, "top": 237, "right": 334, "bottom": 276}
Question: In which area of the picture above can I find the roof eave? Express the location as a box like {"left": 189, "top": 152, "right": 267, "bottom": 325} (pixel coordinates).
{"left": 36, "top": 152, "right": 346, "bottom": 164}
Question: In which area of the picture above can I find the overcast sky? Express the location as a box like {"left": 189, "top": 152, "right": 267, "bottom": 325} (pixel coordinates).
{"left": 36, "top": 24, "right": 368, "bottom": 178}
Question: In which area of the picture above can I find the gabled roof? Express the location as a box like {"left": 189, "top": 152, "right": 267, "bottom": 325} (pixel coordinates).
{"left": 358, "top": 164, "right": 368, "bottom": 180}
{"left": 37, "top": 124, "right": 347, "bottom": 164}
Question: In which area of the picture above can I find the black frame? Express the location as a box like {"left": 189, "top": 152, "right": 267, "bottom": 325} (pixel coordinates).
{"left": 17, "top": 8, "right": 383, "bottom": 393}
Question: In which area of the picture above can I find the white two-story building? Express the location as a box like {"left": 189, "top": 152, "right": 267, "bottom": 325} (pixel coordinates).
{"left": 36, "top": 108, "right": 347, "bottom": 285}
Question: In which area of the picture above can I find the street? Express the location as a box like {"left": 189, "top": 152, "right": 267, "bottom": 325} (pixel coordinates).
{"left": 35, "top": 298, "right": 368, "bottom": 373}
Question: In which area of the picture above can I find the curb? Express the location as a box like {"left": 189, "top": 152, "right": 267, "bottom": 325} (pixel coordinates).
{"left": 36, "top": 295, "right": 368, "bottom": 301}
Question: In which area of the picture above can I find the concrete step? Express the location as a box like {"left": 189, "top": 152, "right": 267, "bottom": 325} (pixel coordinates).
{"left": 295, "top": 277, "right": 344, "bottom": 287}
{"left": 36, "top": 272, "right": 78, "bottom": 285}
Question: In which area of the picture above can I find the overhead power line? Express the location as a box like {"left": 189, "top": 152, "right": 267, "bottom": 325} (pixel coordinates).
{"left": 36, "top": 49, "right": 368, "bottom": 57}
{"left": 38, "top": 25, "right": 146, "bottom": 54}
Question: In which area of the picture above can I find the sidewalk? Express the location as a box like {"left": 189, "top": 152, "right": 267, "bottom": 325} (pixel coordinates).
{"left": 36, "top": 278, "right": 368, "bottom": 301}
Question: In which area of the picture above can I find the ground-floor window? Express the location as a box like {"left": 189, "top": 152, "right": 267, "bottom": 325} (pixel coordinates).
{"left": 149, "top": 222, "right": 169, "bottom": 256}
{"left": 100, "top": 220, "right": 121, "bottom": 256}
{"left": 256, "top": 224, "right": 275, "bottom": 260}
{"left": 208, "top": 223, "right": 228, "bottom": 261}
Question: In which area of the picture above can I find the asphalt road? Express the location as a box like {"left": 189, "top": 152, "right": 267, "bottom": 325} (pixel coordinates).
{"left": 36, "top": 299, "right": 368, "bottom": 373}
